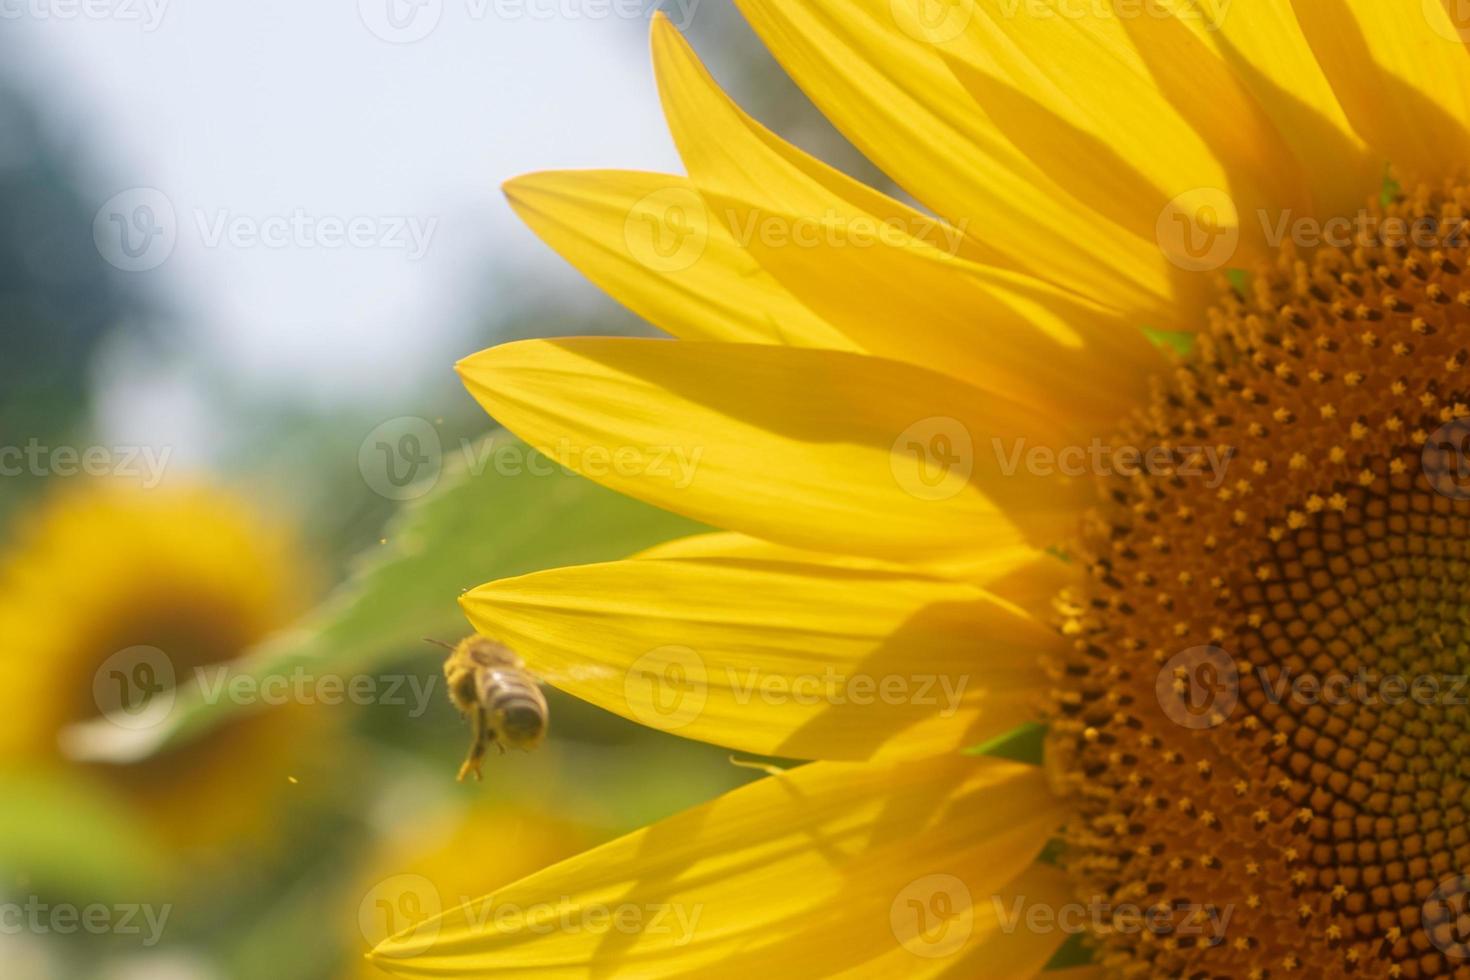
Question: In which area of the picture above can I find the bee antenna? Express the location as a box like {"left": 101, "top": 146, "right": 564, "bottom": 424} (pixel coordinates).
{"left": 423, "top": 637, "right": 456, "bottom": 651}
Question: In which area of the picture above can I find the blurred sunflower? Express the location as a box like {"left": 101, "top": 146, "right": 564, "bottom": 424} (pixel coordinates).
{"left": 348, "top": 803, "right": 594, "bottom": 980}
{"left": 378, "top": 3, "right": 1470, "bottom": 977}
{"left": 0, "top": 481, "right": 319, "bottom": 865}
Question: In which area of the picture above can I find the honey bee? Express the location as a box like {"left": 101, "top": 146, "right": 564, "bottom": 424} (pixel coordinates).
{"left": 430, "top": 636, "right": 548, "bottom": 782}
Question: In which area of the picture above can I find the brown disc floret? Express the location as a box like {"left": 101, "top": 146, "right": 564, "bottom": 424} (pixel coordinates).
{"left": 1051, "top": 180, "right": 1470, "bottom": 979}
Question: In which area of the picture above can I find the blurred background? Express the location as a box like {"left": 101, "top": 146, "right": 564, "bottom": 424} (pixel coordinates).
{"left": 0, "top": 2, "right": 885, "bottom": 977}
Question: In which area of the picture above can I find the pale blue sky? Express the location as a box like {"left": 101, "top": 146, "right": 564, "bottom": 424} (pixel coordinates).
{"left": 6, "top": 0, "right": 689, "bottom": 454}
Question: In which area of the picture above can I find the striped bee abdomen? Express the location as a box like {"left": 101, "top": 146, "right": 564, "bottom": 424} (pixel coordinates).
{"left": 481, "top": 668, "right": 548, "bottom": 751}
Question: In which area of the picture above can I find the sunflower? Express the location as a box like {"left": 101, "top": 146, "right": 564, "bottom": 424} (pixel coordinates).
{"left": 375, "top": 3, "right": 1470, "bottom": 976}
{"left": 0, "top": 481, "right": 319, "bottom": 865}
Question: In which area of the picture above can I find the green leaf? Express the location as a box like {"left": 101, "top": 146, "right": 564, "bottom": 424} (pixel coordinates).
{"left": 965, "top": 720, "right": 1046, "bottom": 765}
{"left": 1141, "top": 326, "right": 1196, "bottom": 358}
{"left": 1225, "top": 267, "right": 1249, "bottom": 298}
{"left": 1043, "top": 932, "right": 1095, "bottom": 971}
{"left": 64, "top": 432, "right": 704, "bottom": 762}
{"left": 0, "top": 770, "right": 164, "bottom": 899}
{"left": 1381, "top": 164, "right": 1402, "bottom": 208}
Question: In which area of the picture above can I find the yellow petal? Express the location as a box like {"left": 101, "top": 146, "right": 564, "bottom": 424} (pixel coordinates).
{"left": 369, "top": 755, "right": 1066, "bottom": 977}
{"left": 701, "top": 190, "right": 1162, "bottom": 423}
{"left": 1293, "top": 0, "right": 1470, "bottom": 179}
{"left": 632, "top": 530, "right": 852, "bottom": 562}
{"left": 942, "top": 863, "right": 1083, "bottom": 980}
{"left": 650, "top": 14, "right": 981, "bottom": 262}
{"left": 1192, "top": 0, "right": 1376, "bottom": 218}
{"left": 457, "top": 338, "right": 1091, "bottom": 558}
{"left": 937, "top": 0, "right": 1308, "bottom": 262}
{"left": 502, "top": 170, "right": 851, "bottom": 348}
{"left": 731, "top": 0, "right": 1191, "bottom": 325}
{"left": 630, "top": 530, "right": 1044, "bottom": 586}
{"left": 462, "top": 554, "right": 1057, "bottom": 761}
{"left": 650, "top": 18, "right": 1162, "bottom": 416}
{"left": 983, "top": 550, "right": 1080, "bottom": 622}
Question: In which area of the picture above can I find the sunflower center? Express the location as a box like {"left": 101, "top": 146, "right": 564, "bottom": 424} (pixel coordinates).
{"left": 1050, "top": 179, "right": 1470, "bottom": 978}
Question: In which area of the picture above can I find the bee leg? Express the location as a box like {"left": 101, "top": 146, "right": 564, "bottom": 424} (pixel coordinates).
{"left": 456, "top": 708, "right": 489, "bottom": 782}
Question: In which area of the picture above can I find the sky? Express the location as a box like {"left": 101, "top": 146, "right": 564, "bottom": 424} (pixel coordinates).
{"left": 4, "top": 0, "right": 688, "bottom": 426}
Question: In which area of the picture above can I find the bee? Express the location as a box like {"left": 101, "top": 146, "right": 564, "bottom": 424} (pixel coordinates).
{"left": 429, "top": 635, "right": 548, "bottom": 782}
